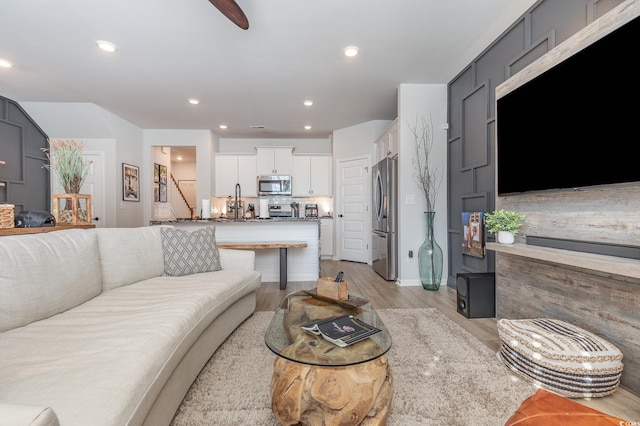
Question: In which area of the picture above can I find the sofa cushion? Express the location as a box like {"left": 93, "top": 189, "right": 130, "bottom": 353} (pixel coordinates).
{"left": 160, "top": 226, "right": 222, "bottom": 276}
{"left": 0, "top": 268, "right": 261, "bottom": 426}
{"left": 0, "top": 229, "right": 102, "bottom": 332}
{"left": 96, "top": 226, "right": 166, "bottom": 291}
{"left": 505, "top": 389, "right": 627, "bottom": 425}
{"left": 0, "top": 403, "right": 60, "bottom": 426}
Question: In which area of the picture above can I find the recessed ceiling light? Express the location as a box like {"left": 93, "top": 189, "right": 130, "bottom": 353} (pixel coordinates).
{"left": 304, "top": 125, "right": 312, "bottom": 130}
{"left": 188, "top": 98, "right": 200, "bottom": 105}
{"left": 343, "top": 46, "right": 359, "bottom": 57}
{"left": 0, "top": 58, "right": 14, "bottom": 68}
{"left": 219, "top": 124, "right": 228, "bottom": 129}
{"left": 303, "top": 100, "right": 313, "bottom": 106}
{"left": 176, "top": 155, "right": 183, "bottom": 161}
{"left": 96, "top": 40, "right": 118, "bottom": 53}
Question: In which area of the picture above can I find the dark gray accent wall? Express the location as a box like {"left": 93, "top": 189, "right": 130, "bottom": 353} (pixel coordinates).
{"left": 0, "top": 95, "right": 50, "bottom": 212}
{"left": 445, "top": 0, "right": 624, "bottom": 287}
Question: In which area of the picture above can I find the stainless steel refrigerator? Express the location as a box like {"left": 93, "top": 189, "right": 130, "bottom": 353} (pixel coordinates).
{"left": 372, "top": 157, "right": 397, "bottom": 280}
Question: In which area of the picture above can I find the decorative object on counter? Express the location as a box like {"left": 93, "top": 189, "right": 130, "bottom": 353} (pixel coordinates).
{"left": 410, "top": 113, "right": 443, "bottom": 290}
{"left": 0, "top": 204, "right": 15, "bottom": 229}
{"left": 14, "top": 210, "right": 55, "bottom": 228}
{"left": 53, "top": 193, "right": 92, "bottom": 225}
{"left": 122, "top": 163, "right": 140, "bottom": 202}
{"left": 484, "top": 209, "right": 525, "bottom": 245}
{"left": 42, "top": 139, "right": 92, "bottom": 195}
{"left": 259, "top": 198, "right": 270, "bottom": 218}
{"left": 317, "top": 273, "right": 348, "bottom": 301}
{"left": 42, "top": 139, "right": 93, "bottom": 225}
{"left": 201, "top": 199, "right": 212, "bottom": 219}
{"left": 245, "top": 203, "right": 255, "bottom": 219}
{"left": 302, "top": 289, "right": 367, "bottom": 308}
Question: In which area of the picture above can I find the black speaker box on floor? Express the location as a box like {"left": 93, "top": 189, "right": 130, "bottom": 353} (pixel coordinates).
{"left": 456, "top": 272, "right": 495, "bottom": 318}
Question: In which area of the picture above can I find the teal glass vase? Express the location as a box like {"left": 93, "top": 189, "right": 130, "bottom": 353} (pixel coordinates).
{"left": 418, "top": 211, "right": 443, "bottom": 291}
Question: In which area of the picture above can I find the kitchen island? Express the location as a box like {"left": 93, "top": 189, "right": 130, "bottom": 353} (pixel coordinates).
{"left": 150, "top": 218, "right": 320, "bottom": 284}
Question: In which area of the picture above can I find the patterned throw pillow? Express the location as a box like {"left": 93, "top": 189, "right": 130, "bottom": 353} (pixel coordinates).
{"left": 160, "top": 227, "right": 222, "bottom": 276}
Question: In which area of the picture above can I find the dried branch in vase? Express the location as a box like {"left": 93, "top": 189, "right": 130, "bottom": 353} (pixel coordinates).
{"left": 409, "top": 113, "right": 441, "bottom": 213}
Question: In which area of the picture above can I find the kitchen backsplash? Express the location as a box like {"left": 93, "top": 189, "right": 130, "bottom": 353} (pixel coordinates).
{"left": 212, "top": 196, "right": 333, "bottom": 218}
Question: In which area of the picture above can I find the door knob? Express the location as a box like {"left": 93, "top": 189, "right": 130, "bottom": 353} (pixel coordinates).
{"left": 338, "top": 214, "right": 343, "bottom": 218}
{"left": 93, "top": 217, "right": 100, "bottom": 221}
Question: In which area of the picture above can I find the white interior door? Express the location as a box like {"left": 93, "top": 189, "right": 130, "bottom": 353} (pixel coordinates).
{"left": 52, "top": 151, "right": 105, "bottom": 228}
{"left": 337, "top": 157, "right": 369, "bottom": 263}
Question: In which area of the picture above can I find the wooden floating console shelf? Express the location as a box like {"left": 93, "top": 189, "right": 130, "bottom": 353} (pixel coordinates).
{"left": 487, "top": 242, "right": 640, "bottom": 280}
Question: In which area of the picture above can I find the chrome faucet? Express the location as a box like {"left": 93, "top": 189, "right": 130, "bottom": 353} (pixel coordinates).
{"left": 234, "top": 183, "right": 241, "bottom": 220}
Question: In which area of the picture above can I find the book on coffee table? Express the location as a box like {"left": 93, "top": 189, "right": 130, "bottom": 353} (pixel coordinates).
{"left": 301, "top": 315, "right": 381, "bottom": 347}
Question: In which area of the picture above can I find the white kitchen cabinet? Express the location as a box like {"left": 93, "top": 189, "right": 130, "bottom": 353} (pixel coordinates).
{"left": 387, "top": 118, "right": 398, "bottom": 158}
{"left": 320, "top": 218, "right": 334, "bottom": 258}
{"left": 374, "top": 118, "right": 398, "bottom": 162}
{"left": 214, "top": 154, "right": 257, "bottom": 197}
{"left": 292, "top": 155, "right": 332, "bottom": 196}
{"left": 256, "top": 147, "right": 293, "bottom": 176}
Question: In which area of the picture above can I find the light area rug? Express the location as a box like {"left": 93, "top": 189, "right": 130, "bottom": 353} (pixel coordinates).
{"left": 170, "top": 308, "right": 537, "bottom": 425}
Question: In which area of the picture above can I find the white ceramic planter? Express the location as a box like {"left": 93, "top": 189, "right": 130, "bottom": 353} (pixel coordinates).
{"left": 497, "top": 230, "right": 515, "bottom": 244}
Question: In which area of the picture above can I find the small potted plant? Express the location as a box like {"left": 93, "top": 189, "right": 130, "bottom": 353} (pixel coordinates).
{"left": 484, "top": 209, "right": 525, "bottom": 244}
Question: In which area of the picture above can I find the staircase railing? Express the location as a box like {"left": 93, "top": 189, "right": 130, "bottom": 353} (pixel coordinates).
{"left": 170, "top": 174, "right": 195, "bottom": 218}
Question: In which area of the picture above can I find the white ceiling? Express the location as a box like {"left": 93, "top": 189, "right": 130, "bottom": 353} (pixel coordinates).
{"left": 0, "top": 0, "right": 536, "bottom": 139}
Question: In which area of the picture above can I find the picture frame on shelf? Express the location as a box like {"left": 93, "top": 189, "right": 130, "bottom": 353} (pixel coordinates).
{"left": 461, "top": 211, "right": 485, "bottom": 258}
{"left": 122, "top": 163, "right": 140, "bottom": 202}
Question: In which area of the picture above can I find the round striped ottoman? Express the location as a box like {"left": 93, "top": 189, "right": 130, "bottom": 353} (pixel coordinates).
{"left": 497, "top": 318, "right": 624, "bottom": 398}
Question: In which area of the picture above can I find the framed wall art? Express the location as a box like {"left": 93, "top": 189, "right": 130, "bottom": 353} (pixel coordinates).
{"left": 122, "top": 163, "right": 140, "bottom": 202}
{"left": 159, "top": 182, "right": 167, "bottom": 203}
{"left": 154, "top": 163, "right": 168, "bottom": 202}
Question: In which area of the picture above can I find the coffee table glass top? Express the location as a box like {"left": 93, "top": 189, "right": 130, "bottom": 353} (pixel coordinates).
{"left": 264, "top": 290, "right": 392, "bottom": 367}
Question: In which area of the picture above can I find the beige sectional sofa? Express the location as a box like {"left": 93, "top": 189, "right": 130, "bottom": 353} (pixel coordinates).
{"left": 0, "top": 225, "right": 262, "bottom": 426}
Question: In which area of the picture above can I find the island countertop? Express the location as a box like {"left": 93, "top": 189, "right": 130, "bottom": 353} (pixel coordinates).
{"left": 149, "top": 217, "right": 326, "bottom": 225}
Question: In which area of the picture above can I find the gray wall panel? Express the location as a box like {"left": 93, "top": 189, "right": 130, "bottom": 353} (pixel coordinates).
{"left": 445, "top": 0, "right": 623, "bottom": 287}
{"left": 0, "top": 96, "right": 50, "bottom": 213}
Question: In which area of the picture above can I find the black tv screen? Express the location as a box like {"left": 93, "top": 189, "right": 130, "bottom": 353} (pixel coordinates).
{"left": 496, "top": 15, "right": 640, "bottom": 196}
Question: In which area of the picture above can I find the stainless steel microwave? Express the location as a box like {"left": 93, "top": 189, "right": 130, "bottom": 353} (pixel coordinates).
{"left": 257, "top": 175, "right": 292, "bottom": 196}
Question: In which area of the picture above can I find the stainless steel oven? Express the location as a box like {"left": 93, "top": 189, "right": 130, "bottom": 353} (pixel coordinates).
{"left": 257, "top": 175, "right": 292, "bottom": 196}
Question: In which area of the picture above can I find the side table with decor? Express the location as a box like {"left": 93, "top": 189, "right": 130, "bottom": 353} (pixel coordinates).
{"left": 265, "top": 290, "right": 393, "bottom": 425}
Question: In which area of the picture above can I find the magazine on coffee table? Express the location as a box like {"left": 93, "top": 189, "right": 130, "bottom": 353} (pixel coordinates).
{"left": 301, "top": 315, "right": 381, "bottom": 347}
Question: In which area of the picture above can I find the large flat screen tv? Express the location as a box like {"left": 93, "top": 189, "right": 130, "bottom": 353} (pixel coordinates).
{"left": 496, "top": 14, "right": 640, "bottom": 196}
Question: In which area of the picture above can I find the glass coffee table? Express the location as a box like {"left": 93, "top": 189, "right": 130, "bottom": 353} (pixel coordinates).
{"left": 265, "top": 290, "right": 393, "bottom": 425}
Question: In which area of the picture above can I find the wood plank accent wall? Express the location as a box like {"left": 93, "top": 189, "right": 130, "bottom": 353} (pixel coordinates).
{"left": 491, "top": 1, "right": 640, "bottom": 395}
{"left": 494, "top": 253, "right": 640, "bottom": 394}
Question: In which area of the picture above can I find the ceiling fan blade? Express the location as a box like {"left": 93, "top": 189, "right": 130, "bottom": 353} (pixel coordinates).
{"left": 208, "top": 0, "right": 249, "bottom": 30}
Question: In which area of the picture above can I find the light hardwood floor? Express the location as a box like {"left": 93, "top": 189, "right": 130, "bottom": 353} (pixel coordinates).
{"left": 256, "top": 259, "right": 640, "bottom": 421}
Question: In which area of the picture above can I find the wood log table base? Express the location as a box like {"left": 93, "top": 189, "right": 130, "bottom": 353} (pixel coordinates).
{"left": 270, "top": 355, "right": 393, "bottom": 426}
